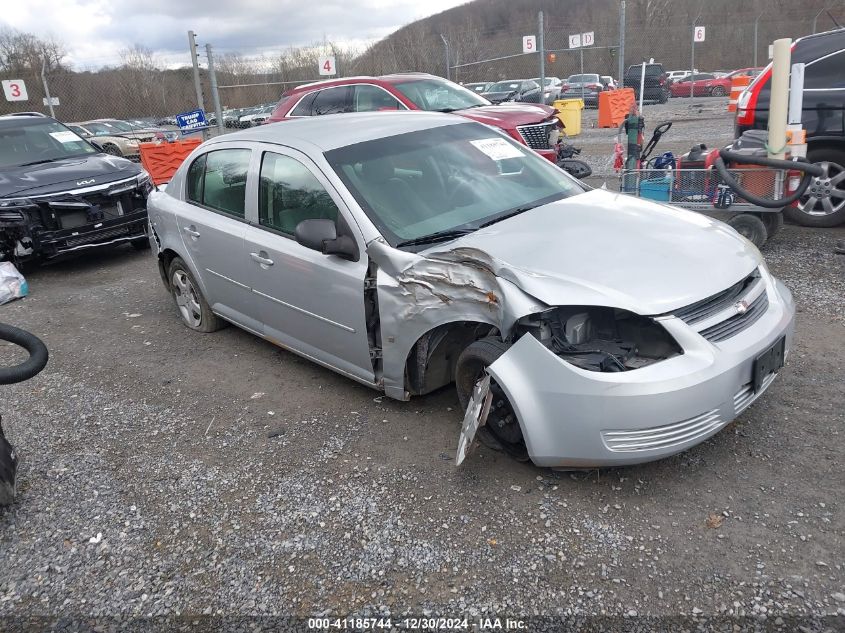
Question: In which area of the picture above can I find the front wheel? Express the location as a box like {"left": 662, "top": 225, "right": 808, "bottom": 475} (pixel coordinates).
{"left": 167, "top": 257, "right": 224, "bottom": 332}
{"left": 101, "top": 143, "right": 122, "bottom": 157}
{"left": 784, "top": 148, "right": 845, "bottom": 227}
{"left": 710, "top": 85, "right": 726, "bottom": 97}
{"left": 455, "top": 338, "right": 528, "bottom": 461}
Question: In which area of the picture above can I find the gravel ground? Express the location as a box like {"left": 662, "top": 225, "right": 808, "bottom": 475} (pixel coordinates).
{"left": 0, "top": 102, "right": 843, "bottom": 632}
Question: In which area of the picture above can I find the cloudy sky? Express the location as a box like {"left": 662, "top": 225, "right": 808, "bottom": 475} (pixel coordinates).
{"left": 3, "top": 0, "right": 468, "bottom": 69}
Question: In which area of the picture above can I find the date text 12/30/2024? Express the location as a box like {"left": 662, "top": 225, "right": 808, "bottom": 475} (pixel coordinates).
{"left": 307, "top": 617, "right": 527, "bottom": 630}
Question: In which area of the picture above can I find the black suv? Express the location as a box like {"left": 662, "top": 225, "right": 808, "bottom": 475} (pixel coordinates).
{"left": 623, "top": 63, "right": 669, "bottom": 103}
{"left": 0, "top": 113, "right": 151, "bottom": 263}
{"left": 736, "top": 28, "right": 845, "bottom": 227}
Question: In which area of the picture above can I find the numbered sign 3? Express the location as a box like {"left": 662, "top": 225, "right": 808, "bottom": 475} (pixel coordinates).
{"left": 2, "top": 79, "right": 28, "bottom": 102}
{"left": 522, "top": 36, "right": 536, "bottom": 54}
{"left": 694, "top": 26, "right": 706, "bottom": 43}
{"left": 318, "top": 56, "right": 336, "bottom": 76}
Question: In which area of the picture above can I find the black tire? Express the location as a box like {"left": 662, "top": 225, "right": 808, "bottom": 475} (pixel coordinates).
{"left": 167, "top": 257, "right": 224, "bottom": 333}
{"left": 130, "top": 237, "right": 151, "bottom": 250}
{"left": 760, "top": 212, "right": 784, "bottom": 240}
{"left": 784, "top": 148, "right": 845, "bottom": 228}
{"left": 455, "top": 338, "right": 529, "bottom": 462}
{"left": 727, "top": 213, "right": 768, "bottom": 247}
{"left": 0, "top": 323, "right": 49, "bottom": 385}
{"left": 710, "top": 85, "right": 726, "bottom": 97}
{"left": 558, "top": 159, "right": 592, "bottom": 179}
{"left": 658, "top": 89, "right": 669, "bottom": 104}
{"left": 101, "top": 143, "right": 122, "bottom": 157}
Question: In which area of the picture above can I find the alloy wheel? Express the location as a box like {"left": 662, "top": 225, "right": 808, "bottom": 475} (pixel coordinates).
{"left": 799, "top": 161, "right": 845, "bottom": 217}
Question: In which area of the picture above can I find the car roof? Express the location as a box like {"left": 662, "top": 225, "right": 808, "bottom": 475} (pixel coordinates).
{"left": 203, "top": 111, "right": 469, "bottom": 153}
{"left": 285, "top": 73, "right": 442, "bottom": 96}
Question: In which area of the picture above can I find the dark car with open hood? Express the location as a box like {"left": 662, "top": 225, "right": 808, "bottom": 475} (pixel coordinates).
{"left": 0, "top": 113, "right": 152, "bottom": 264}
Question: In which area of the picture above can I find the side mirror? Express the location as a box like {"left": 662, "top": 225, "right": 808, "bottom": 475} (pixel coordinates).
{"left": 295, "top": 219, "right": 357, "bottom": 261}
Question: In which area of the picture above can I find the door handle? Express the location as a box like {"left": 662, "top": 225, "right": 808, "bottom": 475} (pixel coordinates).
{"left": 183, "top": 226, "right": 201, "bottom": 238}
{"left": 250, "top": 252, "right": 274, "bottom": 266}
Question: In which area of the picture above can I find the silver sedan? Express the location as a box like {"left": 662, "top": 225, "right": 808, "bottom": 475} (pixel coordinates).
{"left": 146, "top": 111, "right": 794, "bottom": 468}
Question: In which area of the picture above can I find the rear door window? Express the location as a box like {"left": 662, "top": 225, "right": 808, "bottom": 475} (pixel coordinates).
{"left": 805, "top": 49, "right": 845, "bottom": 89}
{"left": 187, "top": 149, "right": 251, "bottom": 219}
{"left": 311, "top": 86, "right": 352, "bottom": 115}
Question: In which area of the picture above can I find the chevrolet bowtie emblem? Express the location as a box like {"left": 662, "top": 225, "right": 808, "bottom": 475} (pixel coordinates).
{"left": 735, "top": 299, "right": 750, "bottom": 315}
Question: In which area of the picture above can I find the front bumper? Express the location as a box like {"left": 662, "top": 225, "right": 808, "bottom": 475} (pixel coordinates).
{"left": 36, "top": 210, "right": 148, "bottom": 258}
{"left": 487, "top": 276, "right": 795, "bottom": 467}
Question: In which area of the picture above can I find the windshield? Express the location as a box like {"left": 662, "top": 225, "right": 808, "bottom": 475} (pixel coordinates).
{"left": 98, "top": 120, "right": 135, "bottom": 132}
{"left": 488, "top": 81, "right": 521, "bottom": 92}
{"left": 567, "top": 74, "right": 599, "bottom": 83}
{"left": 83, "top": 121, "right": 124, "bottom": 135}
{"left": 392, "top": 77, "right": 490, "bottom": 111}
{"left": 532, "top": 78, "right": 557, "bottom": 86}
{"left": 0, "top": 118, "right": 97, "bottom": 168}
{"left": 325, "top": 122, "right": 584, "bottom": 248}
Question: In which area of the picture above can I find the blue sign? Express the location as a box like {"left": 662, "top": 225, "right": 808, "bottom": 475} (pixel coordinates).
{"left": 176, "top": 109, "right": 209, "bottom": 132}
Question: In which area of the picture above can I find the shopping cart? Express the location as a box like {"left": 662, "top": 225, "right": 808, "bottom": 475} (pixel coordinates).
{"left": 619, "top": 165, "right": 789, "bottom": 247}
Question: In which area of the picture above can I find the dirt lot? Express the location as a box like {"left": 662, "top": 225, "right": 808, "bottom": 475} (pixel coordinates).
{"left": 0, "top": 101, "right": 843, "bottom": 631}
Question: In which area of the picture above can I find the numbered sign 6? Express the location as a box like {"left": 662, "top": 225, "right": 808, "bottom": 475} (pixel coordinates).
{"left": 318, "top": 56, "right": 336, "bottom": 76}
{"left": 2, "top": 79, "right": 28, "bottom": 102}
{"left": 568, "top": 34, "right": 581, "bottom": 49}
{"left": 582, "top": 32, "right": 595, "bottom": 46}
{"left": 694, "top": 26, "right": 706, "bottom": 43}
{"left": 522, "top": 36, "right": 536, "bottom": 54}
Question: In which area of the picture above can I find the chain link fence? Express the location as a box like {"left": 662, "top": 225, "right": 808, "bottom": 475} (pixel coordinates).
{"left": 0, "top": 4, "right": 843, "bottom": 135}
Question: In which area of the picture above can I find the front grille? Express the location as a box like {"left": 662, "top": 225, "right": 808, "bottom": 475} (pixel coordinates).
{"left": 601, "top": 409, "right": 722, "bottom": 452}
{"left": 674, "top": 270, "right": 760, "bottom": 325}
{"left": 516, "top": 122, "right": 555, "bottom": 150}
{"left": 63, "top": 224, "right": 135, "bottom": 248}
{"left": 699, "top": 290, "right": 769, "bottom": 343}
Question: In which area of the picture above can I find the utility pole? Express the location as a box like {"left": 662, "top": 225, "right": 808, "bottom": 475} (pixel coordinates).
{"left": 206, "top": 43, "right": 224, "bottom": 135}
{"left": 690, "top": 9, "right": 702, "bottom": 98}
{"left": 40, "top": 58, "right": 55, "bottom": 118}
{"left": 618, "top": 0, "right": 626, "bottom": 84}
{"left": 188, "top": 30, "right": 207, "bottom": 139}
{"left": 538, "top": 11, "right": 545, "bottom": 102}
{"left": 439, "top": 34, "right": 450, "bottom": 81}
{"left": 753, "top": 13, "right": 763, "bottom": 68}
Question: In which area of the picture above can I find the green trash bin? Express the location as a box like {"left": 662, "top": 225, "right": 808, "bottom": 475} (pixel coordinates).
{"left": 552, "top": 98, "right": 584, "bottom": 136}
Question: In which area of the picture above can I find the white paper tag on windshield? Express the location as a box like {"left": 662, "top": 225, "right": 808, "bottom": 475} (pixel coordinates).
{"left": 470, "top": 138, "right": 524, "bottom": 161}
{"left": 50, "top": 131, "right": 82, "bottom": 143}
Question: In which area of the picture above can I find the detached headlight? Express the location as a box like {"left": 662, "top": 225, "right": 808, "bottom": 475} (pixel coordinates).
{"left": 516, "top": 305, "right": 683, "bottom": 372}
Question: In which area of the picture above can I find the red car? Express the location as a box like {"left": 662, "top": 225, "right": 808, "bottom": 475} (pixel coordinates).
{"left": 669, "top": 72, "right": 731, "bottom": 97}
{"left": 266, "top": 73, "right": 561, "bottom": 162}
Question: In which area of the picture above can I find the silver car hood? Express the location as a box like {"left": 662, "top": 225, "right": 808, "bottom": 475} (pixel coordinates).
{"left": 438, "top": 189, "right": 761, "bottom": 316}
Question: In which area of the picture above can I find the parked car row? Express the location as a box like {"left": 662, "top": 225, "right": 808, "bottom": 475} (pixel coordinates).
{"left": 464, "top": 75, "right": 616, "bottom": 107}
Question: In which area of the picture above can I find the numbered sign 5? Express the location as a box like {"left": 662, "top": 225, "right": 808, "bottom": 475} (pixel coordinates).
{"left": 522, "top": 36, "right": 536, "bottom": 54}
{"left": 694, "top": 26, "right": 706, "bottom": 43}
{"left": 2, "top": 79, "right": 28, "bottom": 102}
{"left": 568, "top": 34, "right": 581, "bottom": 49}
{"left": 318, "top": 56, "right": 336, "bottom": 76}
{"left": 582, "top": 32, "right": 595, "bottom": 46}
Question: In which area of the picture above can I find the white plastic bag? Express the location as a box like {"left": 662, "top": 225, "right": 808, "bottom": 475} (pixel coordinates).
{"left": 0, "top": 262, "right": 28, "bottom": 305}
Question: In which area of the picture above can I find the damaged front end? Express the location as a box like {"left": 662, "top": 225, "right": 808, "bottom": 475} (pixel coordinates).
{"left": 0, "top": 174, "right": 152, "bottom": 263}
{"left": 513, "top": 305, "right": 683, "bottom": 372}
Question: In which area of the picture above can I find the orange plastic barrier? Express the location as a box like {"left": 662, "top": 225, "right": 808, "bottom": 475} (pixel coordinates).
{"left": 728, "top": 75, "right": 752, "bottom": 112}
{"left": 598, "top": 88, "right": 635, "bottom": 128}
{"left": 138, "top": 138, "right": 203, "bottom": 186}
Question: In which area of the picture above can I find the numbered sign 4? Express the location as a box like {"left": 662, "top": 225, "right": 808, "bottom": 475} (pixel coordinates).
{"left": 318, "top": 56, "right": 336, "bottom": 76}
{"left": 2, "top": 79, "right": 28, "bottom": 102}
{"left": 694, "top": 26, "right": 706, "bottom": 43}
{"left": 522, "top": 36, "right": 536, "bottom": 54}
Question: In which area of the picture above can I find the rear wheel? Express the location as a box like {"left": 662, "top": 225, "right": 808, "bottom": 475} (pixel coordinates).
{"left": 167, "top": 257, "right": 224, "bottom": 333}
{"left": 727, "top": 213, "right": 768, "bottom": 247}
{"left": 455, "top": 338, "right": 529, "bottom": 462}
{"left": 784, "top": 148, "right": 845, "bottom": 227}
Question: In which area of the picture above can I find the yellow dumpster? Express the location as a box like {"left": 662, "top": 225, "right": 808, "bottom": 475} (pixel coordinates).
{"left": 553, "top": 98, "right": 584, "bottom": 136}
